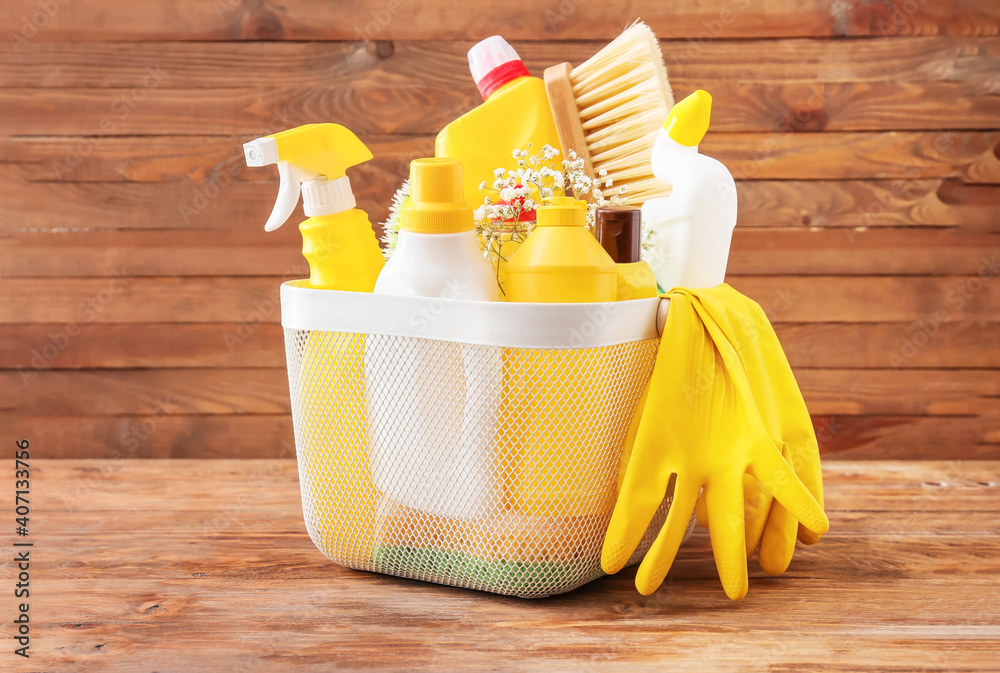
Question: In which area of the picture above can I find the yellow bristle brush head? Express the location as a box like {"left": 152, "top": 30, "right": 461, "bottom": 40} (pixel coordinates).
{"left": 544, "top": 20, "right": 674, "bottom": 205}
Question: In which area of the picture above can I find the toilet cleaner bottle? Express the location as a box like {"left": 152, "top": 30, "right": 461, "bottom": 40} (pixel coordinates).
{"left": 641, "top": 90, "right": 737, "bottom": 292}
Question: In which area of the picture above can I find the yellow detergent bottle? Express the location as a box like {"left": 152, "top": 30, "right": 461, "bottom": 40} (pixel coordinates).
{"left": 503, "top": 197, "right": 618, "bottom": 517}
{"left": 244, "top": 123, "right": 385, "bottom": 565}
{"left": 505, "top": 197, "right": 617, "bottom": 303}
{"left": 435, "top": 36, "right": 563, "bottom": 206}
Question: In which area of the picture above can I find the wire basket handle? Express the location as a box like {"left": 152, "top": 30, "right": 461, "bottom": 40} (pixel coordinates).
{"left": 656, "top": 297, "right": 670, "bottom": 337}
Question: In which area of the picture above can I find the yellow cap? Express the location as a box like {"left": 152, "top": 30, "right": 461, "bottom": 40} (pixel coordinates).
{"left": 663, "top": 89, "right": 712, "bottom": 147}
{"left": 402, "top": 158, "right": 474, "bottom": 234}
{"left": 536, "top": 196, "right": 587, "bottom": 227}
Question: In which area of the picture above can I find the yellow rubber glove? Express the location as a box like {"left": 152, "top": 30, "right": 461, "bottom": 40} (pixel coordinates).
{"left": 601, "top": 293, "right": 829, "bottom": 600}
{"left": 679, "top": 286, "right": 825, "bottom": 575}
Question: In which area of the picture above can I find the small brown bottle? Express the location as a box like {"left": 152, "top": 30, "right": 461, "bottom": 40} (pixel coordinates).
{"left": 596, "top": 207, "right": 658, "bottom": 300}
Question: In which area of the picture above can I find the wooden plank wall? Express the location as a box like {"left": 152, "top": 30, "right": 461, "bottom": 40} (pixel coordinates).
{"left": 0, "top": 0, "right": 997, "bottom": 459}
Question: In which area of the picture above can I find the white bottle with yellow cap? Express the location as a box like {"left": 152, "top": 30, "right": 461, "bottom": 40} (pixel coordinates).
{"left": 641, "top": 89, "right": 737, "bottom": 292}
{"left": 374, "top": 157, "right": 499, "bottom": 301}
{"left": 368, "top": 157, "right": 500, "bottom": 520}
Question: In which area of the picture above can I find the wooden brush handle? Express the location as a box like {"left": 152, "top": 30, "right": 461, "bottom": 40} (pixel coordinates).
{"left": 544, "top": 63, "right": 596, "bottom": 186}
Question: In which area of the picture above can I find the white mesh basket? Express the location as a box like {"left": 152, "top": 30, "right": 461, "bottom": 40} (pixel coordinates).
{"left": 281, "top": 281, "right": 689, "bottom": 598}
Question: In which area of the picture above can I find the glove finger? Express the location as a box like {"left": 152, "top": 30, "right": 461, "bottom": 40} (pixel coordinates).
{"left": 759, "top": 497, "right": 798, "bottom": 576}
{"left": 695, "top": 492, "right": 708, "bottom": 527}
{"left": 605, "top": 295, "right": 703, "bottom": 576}
{"left": 743, "top": 472, "right": 771, "bottom": 559}
{"left": 602, "top": 458, "right": 681, "bottom": 575}
{"left": 615, "top": 380, "right": 650, "bottom": 494}
{"left": 795, "top": 458, "right": 823, "bottom": 544}
{"left": 633, "top": 476, "right": 699, "bottom": 596}
{"left": 758, "top": 445, "right": 799, "bottom": 576}
{"left": 793, "top": 437, "right": 825, "bottom": 546}
{"left": 705, "top": 476, "right": 749, "bottom": 601}
{"left": 747, "top": 443, "right": 829, "bottom": 537}
{"left": 799, "top": 526, "right": 823, "bottom": 546}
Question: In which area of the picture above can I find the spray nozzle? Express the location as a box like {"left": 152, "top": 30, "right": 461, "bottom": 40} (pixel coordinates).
{"left": 243, "top": 123, "right": 373, "bottom": 232}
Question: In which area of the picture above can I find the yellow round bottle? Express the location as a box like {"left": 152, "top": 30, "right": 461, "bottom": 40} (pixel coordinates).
{"left": 503, "top": 198, "right": 618, "bottom": 518}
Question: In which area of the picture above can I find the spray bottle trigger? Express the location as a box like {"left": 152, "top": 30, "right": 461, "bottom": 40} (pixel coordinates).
{"left": 264, "top": 161, "right": 317, "bottom": 232}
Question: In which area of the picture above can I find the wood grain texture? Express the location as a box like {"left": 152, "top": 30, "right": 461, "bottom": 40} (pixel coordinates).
{"left": 0, "top": 323, "right": 287, "bottom": 369}
{"left": 813, "top": 414, "right": 1000, "bottom": 459}
{"left": 2, "top": 0, "right": 998, "bottom": 41}
{"left": 775, "top": 321, "right": 1000, "bottom": 368}
{"left": 0, "top": 459, "right": 995, "bottom": 672}
{"left": 0, "top": 5, "right": 996, "bottom": 461}
{"left": 3, "top": 321, "right": 999, "bottom": 370}
{"left": 6, "top": 412, "right": 993, "bottom": 459}
{"left": 2, "top": 368, "right": 997, "bottom": 417}
{"left": 0, "top": 369, "right": 997, "bottom": 459}
{"left": 2, "top": 80, "right": 996, "bottom": 137}
{"left": 6, "top": 131, "right": 998, "bottom": 183}
{"left": 2, "top": 176, "right": 997, "bottom": 234}
{"left": 2, "top": 228, "right": 997, "bottom": 278}
{"left": 2, "top": 37, "right": 998, "bottom": 89}
{"left": 2, "top": 38, "right": 998, "bottom": 136}
{"left": 1, "top": 415, "right": 294, "bottom": 459}
{"left": 0, "top": 275, "right": 997, "bottom": 324}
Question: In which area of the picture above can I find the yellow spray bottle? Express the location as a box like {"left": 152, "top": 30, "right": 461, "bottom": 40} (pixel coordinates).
{"left": 244, "top": 123, "right": 384, "bottom": 564}
{"left": 243, "top": 123, "right": 385, "bottom": 290}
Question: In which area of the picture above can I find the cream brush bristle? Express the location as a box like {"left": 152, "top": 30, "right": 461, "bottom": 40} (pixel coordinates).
{"left": 544, "top": 21, "right": 674, "bottom": 205}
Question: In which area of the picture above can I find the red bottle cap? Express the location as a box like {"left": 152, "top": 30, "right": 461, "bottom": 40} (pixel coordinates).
{"left": 468, "top": 36, "right": 530, "bottom": 100}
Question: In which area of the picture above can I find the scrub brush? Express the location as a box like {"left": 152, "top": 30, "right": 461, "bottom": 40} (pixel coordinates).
{"left": 544, "top": 21, "right": 674, "bottom": 205}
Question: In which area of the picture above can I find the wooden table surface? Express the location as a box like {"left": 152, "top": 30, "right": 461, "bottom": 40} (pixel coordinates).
{"left": 3, "top": 459, "right": 998, "bottom": 672}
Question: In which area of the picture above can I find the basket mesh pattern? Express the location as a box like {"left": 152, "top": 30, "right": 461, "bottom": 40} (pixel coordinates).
{"left": 285, "top": 328, "right": 686, "bottom": 598}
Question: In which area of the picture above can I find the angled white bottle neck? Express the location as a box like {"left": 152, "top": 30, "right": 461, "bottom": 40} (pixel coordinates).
{"left": 651, "top": 128, "right": 701, "bottom": 186}
{"left": 302, "top": 175, "right": 356, "bottom": 217}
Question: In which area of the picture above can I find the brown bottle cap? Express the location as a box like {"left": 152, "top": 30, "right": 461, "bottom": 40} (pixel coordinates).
{"left": 596, "top": 207, "right": 642, "bottom": 263}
